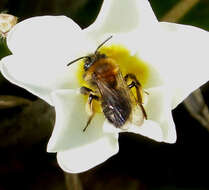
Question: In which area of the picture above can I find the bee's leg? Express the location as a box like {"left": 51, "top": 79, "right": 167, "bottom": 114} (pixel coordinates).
{"left": 124, "top": 74, "right": 147, "bottom": 119}
{"left": 80, "top": 87, "right": 99, "bottom": 131}
{"left": 80, "top": 86, "right": 94, "bottom": 95}
{"left": 124, "top": 74, "right": 143, "bottom": 103}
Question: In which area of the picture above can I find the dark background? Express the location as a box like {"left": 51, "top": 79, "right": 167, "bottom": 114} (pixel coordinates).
{"left": 0, "top": 0, "right": 209, "bottom": 189}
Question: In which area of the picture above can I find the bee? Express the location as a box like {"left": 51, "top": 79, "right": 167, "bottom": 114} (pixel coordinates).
{"left": 67, "top": 36, "right": 147, "bottom": 131}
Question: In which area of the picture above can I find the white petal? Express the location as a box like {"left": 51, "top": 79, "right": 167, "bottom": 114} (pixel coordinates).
{"left": 103, "top": 119, "right": 163, "bottom": 142}
{"left": 122, "top": 30, "right": 165, "bottom": 88}
{"left": 47, "top": 89, "right": 118, "bottom": 152}
{"left": 7, "top": 16, "right": 87, "bottom": 60}
{"left": 100, "top": 29, "right": 167, "bottom": 89}
{"left": 159, "top": 22, "right": 209, "bottom": 108}
{"left": 47, "top": 89, "right": 119, "bottom": 173}
{"left": 57, "top": 135, "right": 118, "bottom": 173}
{"left": 144, "top": 86, "right": 176, "bottom": 143}
{"left": 84, "top": 0, "right": 157, "bottom": 41}
{"left": 0, "top": 16, "right": 94, "bottom": 105}
{"left": 0, "top": 55, "right": 79, "bottom": 105}
{"left": 128, "top": 120, "right": 163, "bottom": 142}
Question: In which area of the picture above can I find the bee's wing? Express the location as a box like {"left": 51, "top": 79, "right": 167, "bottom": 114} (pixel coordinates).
{"left": 95, "top": 74, "right": 132, "bottom": 128}
{"left": 131, "top": 103, "right": 145, "bottom": 126}
{"left": 95, "top": 71, "right": 145, "bottom": 128}
{"left": 116, "top": 72, "right": 145, "bottom": 127}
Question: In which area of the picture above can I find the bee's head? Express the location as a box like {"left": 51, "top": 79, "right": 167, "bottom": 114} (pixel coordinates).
{"left": 84, "top": 53, "right": 107, "bottom": 71}
{"left": 67, "top": 36, "right": 112, "bottom": 69}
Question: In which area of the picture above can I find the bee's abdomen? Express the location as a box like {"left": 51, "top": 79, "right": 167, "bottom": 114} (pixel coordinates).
{"left": 102, "top": 89, "right": 132, "bottom": 128}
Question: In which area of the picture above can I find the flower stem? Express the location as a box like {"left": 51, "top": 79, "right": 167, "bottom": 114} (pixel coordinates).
{"left": 184, "top": 88, "right": 209, "bottom": 131}
{"left": 161, "top": 0, "right": 200, "bottom": 22}
{"left": 64, "top": 173, "right": 83, "bottom": 190}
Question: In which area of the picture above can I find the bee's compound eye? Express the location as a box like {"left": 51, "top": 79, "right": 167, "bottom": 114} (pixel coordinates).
{"left": 84, "top": 64, "right": 88, "bottom": 71}
{"left": 100, "top": 54, "right": 107, "bottom": 59}
{"left": 84, "top": 57, "right": 92, "bottom": 71}
{"left": 86, "top": 57, "right": 92, "bottom": 63}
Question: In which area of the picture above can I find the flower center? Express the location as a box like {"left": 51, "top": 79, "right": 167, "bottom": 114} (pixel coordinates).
{"left": 77, "top": 45, "right": 149, "bottom": 87}
{"left": 76, "top": 45, "right": 150, "bottom": 113}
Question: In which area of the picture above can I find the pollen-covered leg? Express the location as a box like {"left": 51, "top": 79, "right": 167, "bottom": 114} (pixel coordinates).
{"left": 80, "top": 87, "right": 99, "bottom": 131}
{"left": 124, "top": 73, "right": 147, "bottom": 119}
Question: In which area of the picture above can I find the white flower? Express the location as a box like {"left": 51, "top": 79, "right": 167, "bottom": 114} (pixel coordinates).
{"left": 0, "top": 0, "right": 208, "bottom": 173}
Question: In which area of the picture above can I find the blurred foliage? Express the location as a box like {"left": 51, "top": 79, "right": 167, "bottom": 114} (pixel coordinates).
{"left": 150, "top": 0, "right": 209, "bottom": 31}
{"left": 180, "top": 0, "right": 209, "bottom": 31}
{"left": 0, "top": 0, "right": 102, "bottom": 28}
{"left": 0, "top": 38, "right": 10, "bottom": 59}
{"left": 150, "top": 0, "right": 180, "bottom": 19}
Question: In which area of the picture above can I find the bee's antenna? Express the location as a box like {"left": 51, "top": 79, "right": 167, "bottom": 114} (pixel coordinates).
{"left": 95, "top": 35, "right": 113, "bottom": 54}
{"left": 67, "top": 36, "right": 113, "bottom": 66}
{"left": 67, "top": 56, "right": 89, "bottom": 66}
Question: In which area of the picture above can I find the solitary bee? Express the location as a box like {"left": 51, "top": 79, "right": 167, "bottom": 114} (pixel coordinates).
{"left": 67, "top": 36, "right": 147, "bottom": 131}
